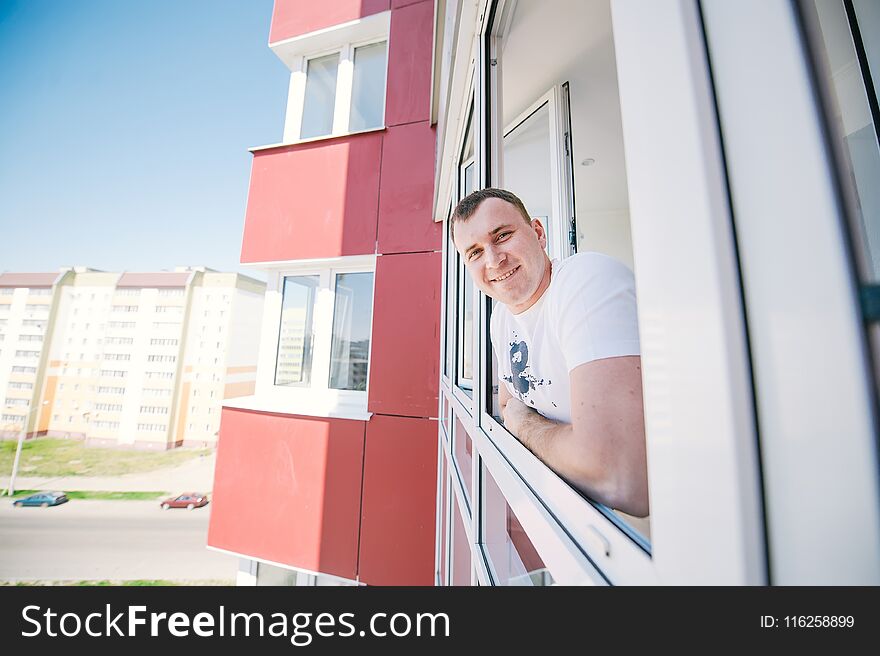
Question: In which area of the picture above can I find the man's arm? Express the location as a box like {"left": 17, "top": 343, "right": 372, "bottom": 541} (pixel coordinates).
{"left": 501, "top": 355, "right": 649, "bottom": 517}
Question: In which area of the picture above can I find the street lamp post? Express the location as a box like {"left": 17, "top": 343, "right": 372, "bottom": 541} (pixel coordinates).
{"left": 6, "top": 400, "right": 49, "bottom": 497}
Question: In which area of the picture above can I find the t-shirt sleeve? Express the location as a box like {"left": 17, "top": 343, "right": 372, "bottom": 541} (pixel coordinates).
{"left": 554, "top": 254, "right": 641, "bottom": 372}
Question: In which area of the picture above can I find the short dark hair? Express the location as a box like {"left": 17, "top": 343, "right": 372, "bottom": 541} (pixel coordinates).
{"left": 451, "top": 188, "right": 532, "bottom": 242}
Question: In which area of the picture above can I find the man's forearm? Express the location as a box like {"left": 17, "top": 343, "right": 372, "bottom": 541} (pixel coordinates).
{"left": 511, "top": 409, "right": 570, "bottom": 465}
{"left": 505, "top": 406, "right": 607, "bottom": 503}
{"left": 505, "top": 401, "right": 645, "bottom": 516}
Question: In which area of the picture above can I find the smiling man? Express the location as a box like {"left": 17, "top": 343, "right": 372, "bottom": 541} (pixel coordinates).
{"left": 452, "top": 188, "right": 648, "bottom": 517}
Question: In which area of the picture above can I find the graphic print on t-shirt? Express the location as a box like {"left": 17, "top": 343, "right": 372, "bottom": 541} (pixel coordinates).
{"left": 502, "top": 331, "right": 550, "bottom": 405}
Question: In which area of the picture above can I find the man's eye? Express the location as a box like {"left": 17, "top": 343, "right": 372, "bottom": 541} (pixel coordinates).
{"left": 497, "top": 232, "right": 512, "bottom": 241}
{"left": 468, "top": 249, "right": 482, "bottom": 260}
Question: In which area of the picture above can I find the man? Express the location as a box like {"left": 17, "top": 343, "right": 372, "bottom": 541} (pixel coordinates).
{"left": 452, "top": 188, "right": 649, "bottom": 518}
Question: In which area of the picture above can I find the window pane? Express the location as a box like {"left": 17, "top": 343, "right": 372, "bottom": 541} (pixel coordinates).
{"left": 463, "top": 162, "right": 475, "bottom": 198}
{"left": 256, "top": 562, "right": 298, "bottom": 586}
{"left": 445, "top": 219, "right": 456, "bottom": 379}
{"left": 487, "top": 297, "right": 501, "bottom": 420}
{"left": 457, "top": 253, "right": 473, "bottom": 391}
{"left": 451, "top": 498, "right": 471, "bottom": 586}
{"left": 808, "top": 0, "right": 880, "bottom": 280}
{"left": 455, "top": 108, "right": 476, "bottom": 395}
{"left": 482, "top": 465, "right": 554, "bottom": 586}
{"left": 503, "top": 101, "right": 553, "bottom": 255}
{"left": 301, "top": 53, "right": 339, "bottom": 139}
{"left": 453, "top": 417, "right": 472, "bottom": 506}
{"left": 274, "top": 276, "right": 319, "bottom": 386}
{"left": 329, "top": 272, "right": 374, "bottom": 391}
{"left": 439, "top": 456, "right": 448, "bottom": 585}
{"left": 349, "top": 41, "right": 387, "bottom": 132}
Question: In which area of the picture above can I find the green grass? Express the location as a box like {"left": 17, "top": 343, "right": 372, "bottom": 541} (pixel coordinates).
{"left": 9, "top": 490, "right": 168, "bottom": 501}
{"left": 0, "top": 437, "right": 211, "bottom": 478}
{"left": 5, "top": 580, "right": 233, "bottom": 587}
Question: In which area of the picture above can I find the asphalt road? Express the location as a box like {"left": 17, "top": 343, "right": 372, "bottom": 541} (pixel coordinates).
{"left": 0, "top": 499, "right": 237, "bottom": 583}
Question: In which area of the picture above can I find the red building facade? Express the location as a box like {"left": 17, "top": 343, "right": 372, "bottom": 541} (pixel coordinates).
{"left": 207, "top": 0, "right": 440, "bottom": 586}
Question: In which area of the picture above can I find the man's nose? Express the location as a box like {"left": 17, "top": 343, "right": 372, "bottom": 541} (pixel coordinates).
{"left": 485, "top": 245, "right": 506, "bottom": 269}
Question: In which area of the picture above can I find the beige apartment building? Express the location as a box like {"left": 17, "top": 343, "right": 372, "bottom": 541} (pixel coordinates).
{"left": 0, "top": 267, "right": 264, "bottom": 449}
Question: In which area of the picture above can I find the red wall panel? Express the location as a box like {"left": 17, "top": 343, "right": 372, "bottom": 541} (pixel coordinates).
{"left": 385, "top": 0, "right": 434, "bottom": 126}
{"left": 240, "top": 134, "right": 382, "bottom": 263}
{"left": 368, "top": 251, "right": 441, "bottom": 417}
{"left": 207, "top": 408, "right": 365, "bottom": 580}
{"left": 359, "top": 414, "right": 438, "bottom": 585}
{"left": 270, "top": 0, "right": 390, "bottom": 43}
{"left": 377, "top": 121, "right": 441, "bottom": 254}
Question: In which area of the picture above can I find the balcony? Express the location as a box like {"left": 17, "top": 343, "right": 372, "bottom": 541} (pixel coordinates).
{"left": 240, "top": 132, "right": 384, "bottom": 264}
{"left": 208, "top": 405, "right": 437, "bottom": 584}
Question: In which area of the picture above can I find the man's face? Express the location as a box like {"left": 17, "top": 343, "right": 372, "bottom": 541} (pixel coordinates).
{"left": 453, "top": 197, "right": 551, "bottom": 313}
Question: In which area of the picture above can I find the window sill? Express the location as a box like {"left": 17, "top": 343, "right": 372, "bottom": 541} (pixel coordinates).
{"left": 249, "top": 126, "right": 387, "bottom": 154}
{"left": 222, "top": 394, "right": 372, "bottom": 422}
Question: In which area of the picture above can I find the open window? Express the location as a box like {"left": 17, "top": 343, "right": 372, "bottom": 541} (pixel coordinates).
{"left": 480, "top": 0, "right": 650, "bottom": 546}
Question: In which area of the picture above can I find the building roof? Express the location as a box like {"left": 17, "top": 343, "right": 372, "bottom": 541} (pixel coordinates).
{"left": 0, "top": 272, "right": 59, "bottom": 288}
{"left": 116, "top": 272, "right": 191, "bottom": 288}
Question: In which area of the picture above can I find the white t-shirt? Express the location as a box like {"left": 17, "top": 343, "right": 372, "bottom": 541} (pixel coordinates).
{"left": 490, "top": 252, "right": 640, "bottom": 424}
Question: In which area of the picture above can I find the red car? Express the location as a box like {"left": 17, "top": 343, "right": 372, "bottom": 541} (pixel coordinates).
{"left": 160, "top": 493, "right": 209, "bottom": 510}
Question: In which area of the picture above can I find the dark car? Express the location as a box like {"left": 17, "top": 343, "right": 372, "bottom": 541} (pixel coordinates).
{"left": 160, "top": 493, "right": 209, "bottom": 510}
{"left": 12, "top": 491, "right": 69, "bottom": 508}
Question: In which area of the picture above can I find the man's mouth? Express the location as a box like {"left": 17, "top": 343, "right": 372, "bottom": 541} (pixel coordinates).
{"left": 491, "top": 266, "right": 520, "bottom": 283}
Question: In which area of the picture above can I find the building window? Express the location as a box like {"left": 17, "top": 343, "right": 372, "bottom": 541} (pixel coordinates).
{"left": 349, "top": 41, "right": 388, "bottom": 132}
{"left": 277, "top": 12, "right": 390, "bottom": 143}
{"left": 300, "top": 52, "right": 340, "bottom": 139}
{"left": 274, "top": 275, "right": 319, "bottom": 386}
{"left": 328, "top": 272, "right": 374, "bottom": 392}
{"left": 298, "top": 41, "right": 387, "bottom": 139}
{"left": 269, "top": 260, "right": 375, "bottom": 408}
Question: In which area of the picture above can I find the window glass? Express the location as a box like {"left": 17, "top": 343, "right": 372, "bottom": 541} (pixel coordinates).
{"left": 445, "top": 222, "right": 457, "bottom": 379}
{"left": 301, "top": 53, "right": 340, "bottom": 139}
{"left": 457, "top": 253, "right": 473, "bottom": 392}
{"left": 482, "top": 465, "right": 554, "bottom": 585}
{"left": 349, "top": 41, "right": 387, "bottom": 131}
{"left": 451, "top": 498, "right": 471, "bottom": 586}
{"left": 274, "top": 276, "right": 319, "bottom": 386}
{"left": 456, "top": 107, "right": 476, "bottom": 396}
{"left": 807, "top": 0, "right": 880, "bottom": 280}
{"left": 256, "top": 562, "right": 298, "bottom": 586}
{"left": 503, "top": 101, "right": 554, "bottom": 255}
{"left": 439, "top": 456, "right": 448, "bottom": 585}
{"left": 329, "top": 272, "right": 374, "bottom": 391}
{"left": 453, "top": 417, "right": 472, "bottom": 506}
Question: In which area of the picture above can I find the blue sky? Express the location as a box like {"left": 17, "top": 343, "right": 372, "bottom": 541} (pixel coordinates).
{"left": 0, "top": 0, "right": 290, "bottom": 280}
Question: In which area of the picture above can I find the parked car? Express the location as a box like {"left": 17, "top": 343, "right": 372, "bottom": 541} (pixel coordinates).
{"left": 12, "top": 491, "right": 69, "bottom": 508}
{"left": 160, "top": 493, "right": 209, "bottom": 510}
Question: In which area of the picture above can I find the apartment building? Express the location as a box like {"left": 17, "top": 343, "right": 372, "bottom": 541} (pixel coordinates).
{"left": 207, "top": 0, "right": 440, "bottom": 586}
{"left": 0, "top": 273, "right": 62, "bottom": 440}
{"left": 0, "top": 267, "right": 264, "bottom": 449}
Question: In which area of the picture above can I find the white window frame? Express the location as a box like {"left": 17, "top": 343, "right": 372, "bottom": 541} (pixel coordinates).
{"left": 272, "top": 11, "right": 391, "bottom": 144}
{"left": 244, "top": 255, "right": 377, "bottom": 421}
{"left": 501, "top": 86, "right": 570, "bottom": 261}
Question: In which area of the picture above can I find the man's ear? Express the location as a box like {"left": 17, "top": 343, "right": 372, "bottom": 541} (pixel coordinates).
{"left": 531, "top": 217, "right": 547, "bottom": 248}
